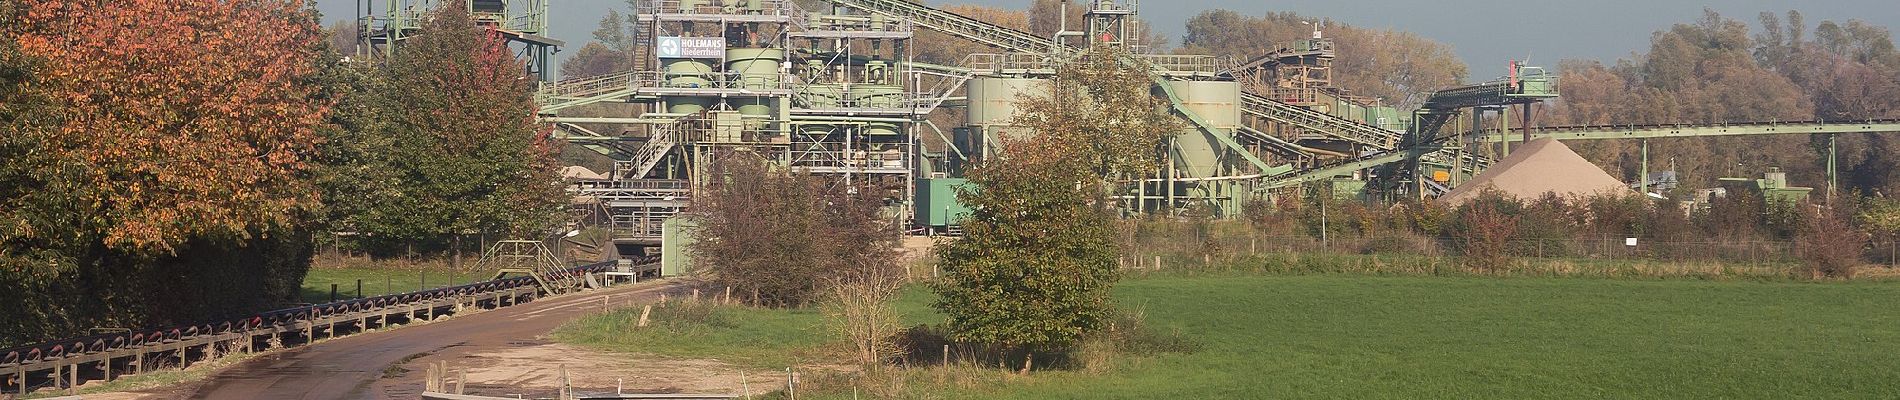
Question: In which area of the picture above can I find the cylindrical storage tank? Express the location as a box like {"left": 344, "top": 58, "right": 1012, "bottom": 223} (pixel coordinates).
{"left": 725, "top": 48, "right": 784, "bottom": 90}
{"left": 663, "top": 58, "right": 712, "bottom": 88}
{"left": 666, "top": 97, "right": 714, "bottom": 114}
{"left": 863, "top": 122, "right": 900, "bottom": 136}
{"left": 851, "top": 84, "right": 905, "bottom": 108}
{"left": 1167, "top": 80, "right": 1241, "bottom": 179}
{"left": 966, "top": 77, "right": 1047, "bottom": 126}
{"left": 663, "top": 58, "right": 715, "bottom": 114}
{"left": 799, "top": 84, "right": 844, "bottom": 108}
{"left": 864, "top": 123, "right": 903, "bottom": 168}
{"left": 1168, "top": 80, "right": 1241, "bottom": 129}
{"left": 799, "top": 124, "right": 834, "bottom": 142}
{"left": 732, "top": 97, "right": 772, "bottom": 117}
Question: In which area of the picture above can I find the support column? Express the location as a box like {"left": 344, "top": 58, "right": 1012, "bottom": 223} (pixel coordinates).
{"left": 1639, "top": 139, "right": 1649, "bottom": 195}
{"left": 1165, "top": 137, "right": 1176, "bottom": 214}
{"left": 1473, "top": 110, "right": 1493, "bottom": 157}
{"left": 1521, "top": 102, "right": 1533, "bottom": 142}
{"left": 1828, "top": 134, "right": 1838, "bottom": 202}
{"left": 1499, "top": 105, "right": 1511, "bottom": 154}
{"left": 1453, "top": 119, "right": 1466, "bottom": 186}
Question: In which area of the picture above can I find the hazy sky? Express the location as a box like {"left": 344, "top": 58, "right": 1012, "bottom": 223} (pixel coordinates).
{"left": 315, "top": 0, "right": 1900, "bottom": 79}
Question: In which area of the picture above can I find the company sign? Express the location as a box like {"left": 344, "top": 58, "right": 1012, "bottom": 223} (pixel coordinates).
{"left": 655, "top": 36, "right": 726, "bottom": 59}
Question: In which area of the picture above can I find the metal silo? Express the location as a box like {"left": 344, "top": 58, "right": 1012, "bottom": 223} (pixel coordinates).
{"left": 1168, "top": 80, "right": 1241, "bottom": 179}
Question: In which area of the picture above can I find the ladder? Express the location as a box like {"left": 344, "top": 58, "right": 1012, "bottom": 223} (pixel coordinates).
{"left": 631, "top": 8, "right": 654, "bottom": 72}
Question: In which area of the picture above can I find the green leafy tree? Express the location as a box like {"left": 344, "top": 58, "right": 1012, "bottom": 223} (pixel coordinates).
{"left": 561, "top": 9, "right": 638, "bottom": 78}
{"left": 933, "top": 47, "right": 1177, "bottom": 372}
{"left": 345, "top": 4, "right": 564, "bottom": 255}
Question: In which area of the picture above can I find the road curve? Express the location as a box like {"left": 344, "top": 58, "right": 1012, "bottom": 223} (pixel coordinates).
{"left": 187, "top": 280, "right": 678, "bottom": 400}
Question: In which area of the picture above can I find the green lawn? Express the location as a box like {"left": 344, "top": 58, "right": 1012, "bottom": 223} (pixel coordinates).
{"left": 560, "top": 275, "right": 1900, "bottom": 399}
{"left": 1010, "top": 276, "right": 1900, "bottom": 399}
{"left": 299, "top": 266, "right": 499, "bottom": 304}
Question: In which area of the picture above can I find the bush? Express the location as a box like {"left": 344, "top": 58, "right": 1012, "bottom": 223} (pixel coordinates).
{"left": 1796, "top": 208, "right": 1867, "bottom": 278}
{"left": 1449, "top": 190, "right": 1519, "bottom": 271}
{"left": 691, "top": 152, "right": 899, "bottom": 307}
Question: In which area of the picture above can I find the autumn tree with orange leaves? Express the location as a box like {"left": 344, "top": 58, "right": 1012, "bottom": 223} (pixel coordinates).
{"left": 0, "top": 0, "right": 330, "bottom": 345}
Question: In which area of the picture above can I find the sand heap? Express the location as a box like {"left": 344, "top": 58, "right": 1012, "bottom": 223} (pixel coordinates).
{"left": 560, "top": 165, "right": 607, "bottom": 180}
{"left": 1437, "top": 138, "right": 1634, "bottom": 206}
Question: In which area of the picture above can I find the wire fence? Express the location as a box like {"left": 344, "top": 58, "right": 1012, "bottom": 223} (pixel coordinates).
{"left": 1119, "top": 232, "right": 1900, "bottom": 269}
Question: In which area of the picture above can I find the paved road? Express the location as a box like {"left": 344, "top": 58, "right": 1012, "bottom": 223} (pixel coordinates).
{"left": 187, "top": 280, "right": 678, "bottom": 400}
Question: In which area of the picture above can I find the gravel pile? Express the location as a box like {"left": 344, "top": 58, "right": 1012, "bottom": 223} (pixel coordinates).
{"left": 1438, "top": 138, "right": 1634, "bottom": 205}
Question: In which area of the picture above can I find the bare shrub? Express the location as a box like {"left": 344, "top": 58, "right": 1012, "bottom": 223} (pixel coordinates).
{"left": 1451, "top": 189, "right": 1520, "bottom": 271}
{"left": 1796, "top": 207, "right": 1867, "bottom": 278}
{"left": 692, "top": 151, "right": 899, "bottom": 307}
{"left": 824, "top": 262, "right": 905, "bottom": 370}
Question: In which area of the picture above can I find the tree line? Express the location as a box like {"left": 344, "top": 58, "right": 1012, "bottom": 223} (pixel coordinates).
{"left": 1543, "top": 10, "right": 1900, "bottom": 194}
{"left": 0, "top": 1, "right": 563, "bottom": 347}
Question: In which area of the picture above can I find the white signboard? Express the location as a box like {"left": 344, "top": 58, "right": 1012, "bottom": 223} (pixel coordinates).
{"left": 656, "top": 36, "right": 725, "bottom": 59}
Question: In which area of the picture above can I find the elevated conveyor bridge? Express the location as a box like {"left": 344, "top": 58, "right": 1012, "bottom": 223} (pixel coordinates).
{"left": 1480, "top": 120, "right": 1900, "bottom": 143}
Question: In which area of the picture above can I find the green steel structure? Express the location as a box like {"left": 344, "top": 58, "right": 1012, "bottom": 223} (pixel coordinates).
{"left": 542, "top": 0, "right": 937, "bottom": 252}
{"left": 356, "top": 0, "right": 563, "bottom": 81}
{"left": 534, "top": 0, "right": 1900, "bottom": 253}
{"left": 541, "top": 0, "right": 1565, "bottom": 241}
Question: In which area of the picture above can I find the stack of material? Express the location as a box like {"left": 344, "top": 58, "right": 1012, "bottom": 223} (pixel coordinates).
{"left": 1437, "top": 138, "right": 1634, "bottom": 206}
{"left": 560, "top": 165, "right": 607, "bottom": 180}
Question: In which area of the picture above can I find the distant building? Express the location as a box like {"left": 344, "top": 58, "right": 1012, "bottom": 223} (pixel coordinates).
{"left": 1717, "top": 167, "right": 1812, "bottom": 204}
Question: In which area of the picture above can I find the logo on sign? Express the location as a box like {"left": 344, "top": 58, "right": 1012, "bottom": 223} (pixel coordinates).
{"left": 656, "top": 36, "right": 725, "bottom": 59}
{"left": 657, "top": 37, "right": 682, "bottom": 58}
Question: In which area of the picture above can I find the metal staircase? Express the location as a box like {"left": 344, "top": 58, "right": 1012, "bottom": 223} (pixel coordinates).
{"left": 476, "top": 240, "right": 579, "bottom": 295}
{"left": 620, "top": 115, "right": 693, "bottom": 179}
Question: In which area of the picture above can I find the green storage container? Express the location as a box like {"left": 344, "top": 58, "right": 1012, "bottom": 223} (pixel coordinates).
{"left": 914, "top": 178, "right": 972, "bottom": 228}
{"left": 660, "top": 216, "right": 699, "bottom": 276}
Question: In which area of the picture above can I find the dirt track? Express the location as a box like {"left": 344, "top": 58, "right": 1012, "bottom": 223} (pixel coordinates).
{"left": 175, "top": 280, "right": 680, "bottom": 399}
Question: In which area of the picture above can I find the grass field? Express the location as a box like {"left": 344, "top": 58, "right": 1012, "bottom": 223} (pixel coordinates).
{"left": 298, "top": 264, "right": 498, "bottom": 304}
{"left": 559, "top": 274, "right": 1900, "bottom": 399}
